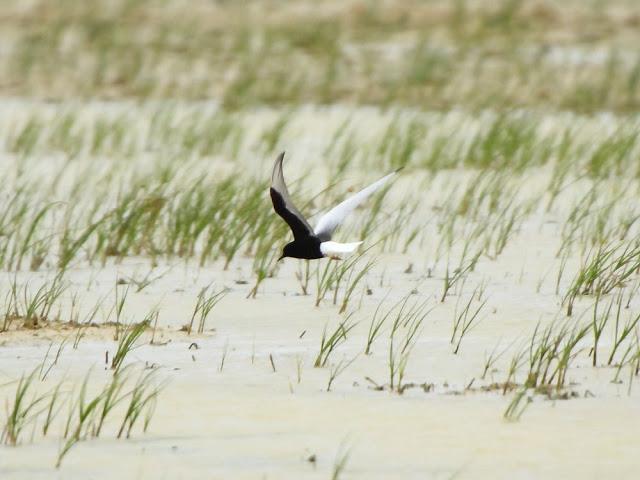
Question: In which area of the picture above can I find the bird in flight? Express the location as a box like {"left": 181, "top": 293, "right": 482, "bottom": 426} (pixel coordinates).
{"left": 270, "top": 152, "right": 401, "bottom": 261}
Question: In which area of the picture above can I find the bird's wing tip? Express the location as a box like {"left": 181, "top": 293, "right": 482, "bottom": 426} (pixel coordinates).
{"left": 272, "top": 152, "right": 287, "bottom": 183}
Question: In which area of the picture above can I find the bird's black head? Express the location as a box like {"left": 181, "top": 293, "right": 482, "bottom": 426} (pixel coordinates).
{"left": 278, "top": 242, "right": 298, "bottom": 261}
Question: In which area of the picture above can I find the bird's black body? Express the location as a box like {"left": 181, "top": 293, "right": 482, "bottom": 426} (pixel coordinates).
{"left": 282, "top": 237, "right": 323, "bottom": 260}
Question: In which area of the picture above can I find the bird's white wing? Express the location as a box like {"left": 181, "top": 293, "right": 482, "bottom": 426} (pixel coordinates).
{"left": 314, "top": 169, "right": 400, "bottom": 241}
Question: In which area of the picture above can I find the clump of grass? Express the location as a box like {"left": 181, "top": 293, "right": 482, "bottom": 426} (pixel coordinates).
{"left": 40, "top": 338, "right": 68, "bottom": 381}
{"left": 94, "top": 368, "right": 129, "bottom": 437}
{"left": 484, "top": 202, "right": 527, "bottom": 260}
{"left": 314, "top": 250, "right": 376, "bottom": 311}
{"left": 56, "top": 366, "right": 165, "bottom": 468}
{"left": 58, "top": 214, "right": 108, "bottom": 270}
{"left": 326, "top": 355, "right": 358, "bottom": 392}
{"left": 2, "top": 272, "right": 67, "bottom": 331}
{"left": 315, "top": 258, "right": 339, "bottom": 307}
{"left": 187, "top": 285, "right": 226, "bottom": 334}
{"left": 71, "top": 293, "right": 107, "bottom": 349}
{"left": 615, "top": 333, "right": 640, "bottom": 391}
{"left": 247, "top": 235, "right": 279, "bottom": 299}
{"left": 15, "top": 201, "right": 59, "bottom": 271}
{"left": 113, "top": 282, "right": 130, "bottom": 340}
{"left": 338, "top": 256, "right": 376, "bottom": 314}
{"left": 607, "top": 309, "right": 640, "bottom": 366}
{"left": 117, "top": 368, "right": 164, "bottom": 439}
{"left": 57, "top": 372, "right": 105, "bottom": 467}
{"left": 590, "top": 291, "right": 620, "bottom": 366}
{"left": 364, "top": 292, "right": 394, "bottom": 355}
{"left": 563, "top": 241, "right": 640, "bottom": 316}
{"left": 111, "top": 319, "right": 149, "bottom": 371}
{"left": 388, "top": 296, "right": 431, "bottom": 393}
{"left": 42, "top": 381, "right": 64, "bottom": 437}
{"left": 481, "top": 339, "right": 511, "bottom": 380}
{"left": 517, "top": 318, "right": 590, "bottom": 392}
{"left": 314, "top": 314, "right": 358, "bottom": 368}
{"left": 503, "top": 388, "right": 531, "bottom": 422}
{"left": 451, "top": 289, "right": 487, "bottom": 354}
{"left": 503, "top": 346, "right": 527, "bottom": 395}
{"left": 441, "top": 255, "right": 479, "bottom": 303}
{"left": 1, "top": 367, "right": 47, "bottom": 445}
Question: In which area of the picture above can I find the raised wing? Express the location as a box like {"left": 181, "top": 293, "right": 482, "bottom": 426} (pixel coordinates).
{"left": 270, "top": 152, "right": 314, "bottom": 240}
{"left": 314, "top": 168, "right": 401, "bottom": 241}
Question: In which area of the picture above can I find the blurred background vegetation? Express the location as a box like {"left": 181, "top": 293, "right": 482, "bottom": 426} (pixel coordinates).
{"left": 2, "top": 0, "right": 639, "bottom": 112}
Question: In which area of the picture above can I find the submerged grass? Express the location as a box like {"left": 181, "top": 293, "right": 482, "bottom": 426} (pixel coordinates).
{"left": 2, "top": 363, "right": 165, "bottom": 467}
{"left": 1, "top": 367, "right": 47, "bottom": 445}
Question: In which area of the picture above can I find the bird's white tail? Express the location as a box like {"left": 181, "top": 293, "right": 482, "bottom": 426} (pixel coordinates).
{"left": 320, "top": 241, "right": 363, "bottom": 258}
